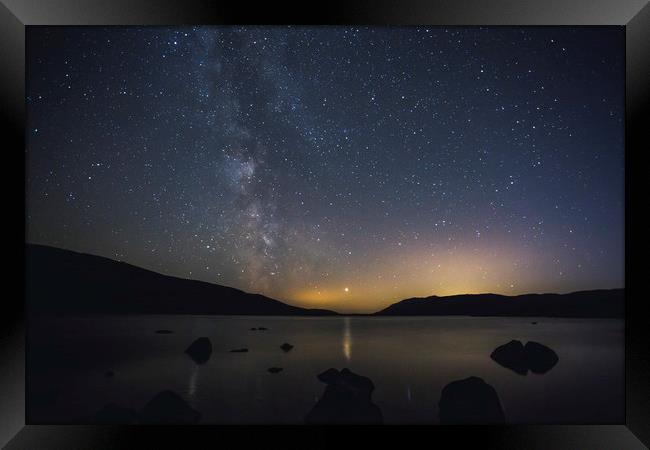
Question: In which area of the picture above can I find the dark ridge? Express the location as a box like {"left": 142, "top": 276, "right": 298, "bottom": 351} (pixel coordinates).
{"left": 25, "top": 244, "right": 337, "bottom": 316}
{"left": 375, "top": 289, "right": 623, "bottom": 318}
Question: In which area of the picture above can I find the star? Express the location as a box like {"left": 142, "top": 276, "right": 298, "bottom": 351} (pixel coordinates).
{"left": 26, "top": 25, "right": 624, "bottom": 313}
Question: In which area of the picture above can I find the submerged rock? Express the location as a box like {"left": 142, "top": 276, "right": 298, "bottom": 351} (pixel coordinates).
{"left": 280, "top": 343, "right": 294, "bottom": 352}
{"left": 438, "top": 376, "right": 505, "bottom": 424}
{"left": 268, "top": 367, "right": 283, "bottom": 374}
{"left": 95, "top": 403, "right": 138, "bottom": 424}
{"left": 229, "top": 348, "right": 249, "bottom": 353}
{"left": 490, "top": 340, "right": 558, "bottom": 375}
{"left": 139, "top": 390, "right": 201, "bottom": 424}
{"left": 305, "top": 368, "right": 383, "bottom": 424}
{"left": 185, "top": 337, "right": 212, "bottom": 364}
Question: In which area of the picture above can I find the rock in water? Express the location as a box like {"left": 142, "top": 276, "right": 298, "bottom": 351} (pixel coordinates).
{"left": 155, "top": 329, "right": 173, "bottom": 334}
{"left": 229, "top": 348, "right": 249, "bottom": 353}
{"left": 268, "top": 367, "right": 283, "bottom": 374}
{"left": 317, "top": 368, "right": 340, "bottom": 384}
{"left": 185, "top": 337, "right": 212, "bottom": 364}
{"left": 280, "top": 343, "right": 294, "bottom": 352}
{"left": 305, "top": 368, "right": 383, "bottom": 424}
{"left": 524, "top": 341, "right": 559, "bottom": 374}
{"left": 491, "top": 340, "right": 558, "bottom": 375}
{"left": 438, "top": 376, "right": 505, "bottom": 424}
{"left": 139, "top": 390, "right": 201, "bottom": 424}
{"left": 104, "top": 370, "right": 115, "bottom": 378}
{"left": 95, "top": 403, "right": 138, "bottom": 424}
{"left": 490, "top": 340, "right": 528, "bottom": 375}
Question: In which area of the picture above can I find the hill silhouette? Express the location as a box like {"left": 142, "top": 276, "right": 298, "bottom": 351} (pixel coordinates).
{"left": 26, "top": 244, "right": 336, "bottom": 316}
{"left": 26, "top": 244, "right": 623, "bottom": 318}
{"left": 375, "top": 289, "right": 623, "bottom": 318}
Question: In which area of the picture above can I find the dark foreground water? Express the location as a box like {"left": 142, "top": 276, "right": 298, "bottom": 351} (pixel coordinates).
{"left": 28, "top": 315, "right": 624, "bottom": 424}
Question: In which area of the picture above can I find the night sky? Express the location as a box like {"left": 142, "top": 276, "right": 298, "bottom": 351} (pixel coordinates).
{"left": 26, "top": 26, "right": 624, "bottom": 313}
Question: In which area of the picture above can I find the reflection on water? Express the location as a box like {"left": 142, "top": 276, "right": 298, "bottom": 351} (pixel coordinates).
{"left": 28, "top": 315, "right": 624, "bottom": 424}
{"left": 342, "top": 317, "right": 352, "bottom": 361}
{"left": 188, "top": 363, "right": 199, "bottom": 400}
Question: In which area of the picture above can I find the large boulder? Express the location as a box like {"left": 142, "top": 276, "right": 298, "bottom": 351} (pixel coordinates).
{"left": 185, "top": 337, "right": 212, "bottom": 364}
{"left": 305, "top": 368, "right": 383, "bottom": 424}
{"left": 490, "top": 340, "right": 558, "bottom": 375}
{"left": 524, "top": 341, "right": 559, "bottom": 374}
{"left": 317, "top": 368, "right": 341, "bottom": 384}
{"left": 139, "top": 390, "right": 201, "bottom": 424}
{"left": 438, "top": 376, "right": 505, "bottom": 424}
{"left": 490, "top": 340, "right": 528, "bottom": 375}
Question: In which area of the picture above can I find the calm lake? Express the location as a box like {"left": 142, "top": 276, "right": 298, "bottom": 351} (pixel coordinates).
{"left": 28, "top": 315, "right": 624, "bottom": 424}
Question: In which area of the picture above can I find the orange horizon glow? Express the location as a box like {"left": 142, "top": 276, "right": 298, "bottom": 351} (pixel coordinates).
{"left": 245, "top": 240, "right": 620, "bottom": 314}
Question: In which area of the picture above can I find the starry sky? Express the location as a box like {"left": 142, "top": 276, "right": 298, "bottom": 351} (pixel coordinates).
{"left": 26, "top": 26, "right": 624, "bottom": 313}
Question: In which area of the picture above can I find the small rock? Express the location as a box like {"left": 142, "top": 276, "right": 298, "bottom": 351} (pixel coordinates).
{"left": 105, "top": 370, "right": 115, "bottom": 378}
{"left": 229, "top": 348, "right": 249, "bottom": 353}
{"left": 280, "top": 343, "right": 294, "bottom": 352}
{"left": 185, "top": 337, "right": 212, "bottom": 364}
{"left": 268, "top": 367, "right": 283, "bottom": 374}
{"left": 155, "top": 329, "right": 173, "bottom": 334}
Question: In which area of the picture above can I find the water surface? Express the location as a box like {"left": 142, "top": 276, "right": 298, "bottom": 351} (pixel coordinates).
{"left": 28, "top": 315, "right": 624, "bottom": 424}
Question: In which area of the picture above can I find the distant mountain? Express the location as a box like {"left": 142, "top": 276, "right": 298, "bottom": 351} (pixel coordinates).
{"left": 375, "top": 290, "right": 624, "bottom": 318}
{"left": 26, "top": 244, "right": 336, "bottom": 316}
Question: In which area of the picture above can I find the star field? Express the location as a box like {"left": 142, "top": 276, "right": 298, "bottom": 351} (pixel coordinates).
{"left": 27, "top": 26, "right": 624, "bottom": 313}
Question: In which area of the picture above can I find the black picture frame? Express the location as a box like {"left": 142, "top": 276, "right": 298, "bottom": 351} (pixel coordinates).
{"left": 2, "top": 0, "right": 647, "bottom": 448}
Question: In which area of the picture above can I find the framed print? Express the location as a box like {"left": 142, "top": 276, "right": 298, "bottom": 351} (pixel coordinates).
{"left": 1, "top": 0, "right": 648, "bottom": 448}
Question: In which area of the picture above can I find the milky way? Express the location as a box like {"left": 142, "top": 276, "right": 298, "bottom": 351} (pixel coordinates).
{"left": 26, "top": 26, "right": 624, "bottom": 312}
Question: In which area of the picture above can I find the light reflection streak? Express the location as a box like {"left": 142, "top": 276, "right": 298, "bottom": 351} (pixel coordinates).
{"left": 188, "top": 363, "right": 199, "bottom": 399}
{"left": 342, "top": 316, "right": 352, "bottom": 361}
